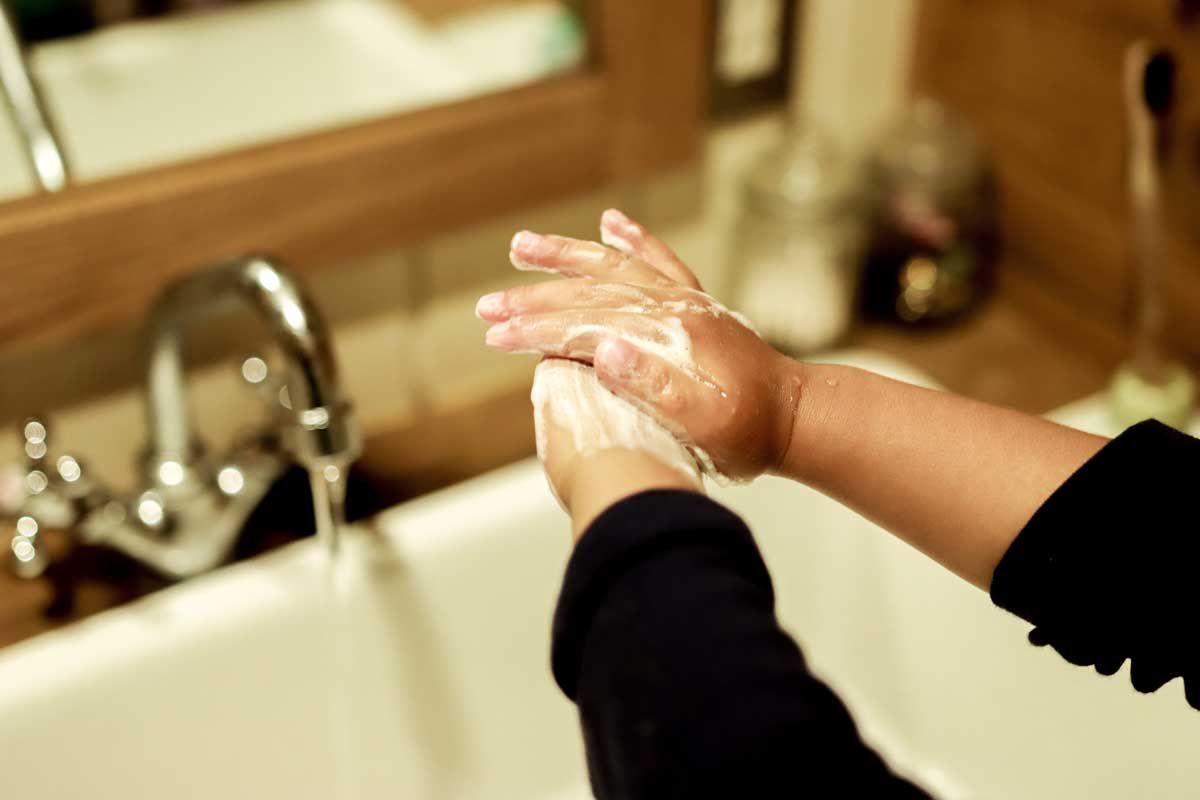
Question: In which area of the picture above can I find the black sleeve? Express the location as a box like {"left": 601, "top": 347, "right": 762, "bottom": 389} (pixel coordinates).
{"left": 990, "top": 419, "right": 1200, "bottom": 710}
{"left": 551, "top": 490, "right": 929, "bottom": 799}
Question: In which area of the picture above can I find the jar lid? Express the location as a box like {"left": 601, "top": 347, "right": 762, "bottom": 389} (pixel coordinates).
{"left": 744, "top": 120, "right": 863, "bottom": 221}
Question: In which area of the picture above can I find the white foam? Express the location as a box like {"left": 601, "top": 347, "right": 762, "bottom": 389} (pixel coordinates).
{"left": 531, "top": 360, "right": 702, "bottom": 508}
{"left": 508, "top": 251, "right": 562, "bottom": 275}
{"left": 599, "top": 226, "right": 637, "bottom": 256}
{"left": 562, "top": 316, "right": 694, "bottom": 374}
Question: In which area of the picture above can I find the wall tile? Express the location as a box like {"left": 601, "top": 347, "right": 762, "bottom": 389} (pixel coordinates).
{"left": 416, "top": 185, "right": 635, "bottom": 299}
{"left": 414, "top": 286, "right": 538, "bottom": 411}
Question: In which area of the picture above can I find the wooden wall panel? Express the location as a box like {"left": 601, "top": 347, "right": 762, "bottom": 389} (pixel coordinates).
{"left": 588, "top": 0, "right": 711, "bottom": 176}
{"left": 0, "top": 76, "right": 611, "bottom": 360}
{"left": 913, "top": 0, "right": 1200, "bottom": 359}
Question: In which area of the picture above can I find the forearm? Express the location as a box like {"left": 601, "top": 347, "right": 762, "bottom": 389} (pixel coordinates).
{"left": 553, "top": 491, "right": 928, "bottom": 797}
{"left": 778, "top": 361, "right": 1109, "bottom": 589}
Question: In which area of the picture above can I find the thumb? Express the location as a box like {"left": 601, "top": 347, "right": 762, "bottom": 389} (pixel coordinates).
{"left": 593, "top": 337, "right": 701, "bottom": 441}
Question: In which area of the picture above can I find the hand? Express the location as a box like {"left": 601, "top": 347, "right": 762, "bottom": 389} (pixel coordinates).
{"left": 478, "top": 209, "right": 803, "bottom": 482}
{"left": 534, "top": 358, "right": 702, "bottom": 540}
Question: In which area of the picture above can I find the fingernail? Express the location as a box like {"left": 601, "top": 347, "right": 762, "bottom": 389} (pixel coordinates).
{"left": 595, "top": 338, "right": 636, "bottom": 377}
{"left": 485, "top": 321, "right": 518, "bottom": 349}
{"left": 475, "top": 291, "right": 506, "bottom": 320}
{"left": 510, "top": 230, "right": 539, "bottom": 252}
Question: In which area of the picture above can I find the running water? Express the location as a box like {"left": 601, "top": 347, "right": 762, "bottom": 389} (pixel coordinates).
{"left": 311, "top": 462, "right": 348, "bottom": 557}
{"left": 310, "top": 461, "right": 356, "bottom": 799}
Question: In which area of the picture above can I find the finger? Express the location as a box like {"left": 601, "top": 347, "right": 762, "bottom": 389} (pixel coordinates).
{"left": 476, "top": 279, "right": 672, "bottom": 322}
{"left": 599, "top": 208, "right": 702, "bottom": 290}
{"left": 509, "top": 231, "right": 673, "bottom": 286}
{"left": 485, "top": 310, "right": 685, "bottom": 361}
{"left": 592, "top": 337, "right": 712, "bottom": 442}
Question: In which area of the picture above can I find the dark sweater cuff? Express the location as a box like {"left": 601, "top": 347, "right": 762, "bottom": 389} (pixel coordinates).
{"left": 989, "top": 419, "right": 1200, "bottom": 706}
{"left": 551, "top": 489, "right": 770, "bottom": 700}
{"left": 990, "top": 419, "right": 1187, "bottom": 623}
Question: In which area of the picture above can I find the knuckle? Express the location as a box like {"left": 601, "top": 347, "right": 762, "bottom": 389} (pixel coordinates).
{"left": 608, "top": 252, "right": 634, "bottom": 273}
{"left": 648, "top": 364, "right": 671, "bottom": 395}
{"left": 508, "top": 285, "right": 534, "bottom": 308}
{"left": 549, "top": 238, "right": 573, "bottom": 261}
{"left": 570, "top": 281, "right": 600, "bottom": 305}
{"left": 658, "top": 390, "right": 685, "bottom": 417}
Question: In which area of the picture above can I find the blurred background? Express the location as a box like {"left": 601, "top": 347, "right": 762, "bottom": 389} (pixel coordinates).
{"left": 0, "top": 0, "right": 1198, "bottom": 647}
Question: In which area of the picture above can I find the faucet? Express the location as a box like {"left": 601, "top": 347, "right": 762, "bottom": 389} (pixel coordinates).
{"left": 4, "top": 257, "right": 360, "bottom": 580}
{"left": 0, "top": 0, "right": 70, "bottom": 191}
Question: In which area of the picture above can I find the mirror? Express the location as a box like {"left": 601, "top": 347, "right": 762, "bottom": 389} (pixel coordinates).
{"left": 0, "top": 0, "right": 588, "bottom": 198}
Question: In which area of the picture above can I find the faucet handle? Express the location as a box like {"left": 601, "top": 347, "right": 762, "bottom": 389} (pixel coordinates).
{"left": 18, "top": 416, "right": 90, "bottom": 494}
{"left": 8, "top": 514, "right": 48, "bottom": 578}
{"left": 8, "top": 417, "right": 94, "bottom": 532}
{"left": 20, "top": 417, "right": 50, "bottom": 467}
{"left": 13, "top": 417, "right": 55, "bottom": 507}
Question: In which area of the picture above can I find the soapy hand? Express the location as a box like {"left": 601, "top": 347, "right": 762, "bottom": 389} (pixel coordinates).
{"left": 534, "top": 359, "right": 702, "bottom": 538}
{"left": 479, "top": 209, "right": 802, "bottom": 482}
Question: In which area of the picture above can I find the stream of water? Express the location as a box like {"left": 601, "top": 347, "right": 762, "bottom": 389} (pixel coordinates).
{"left": 311, "top": 462, "right": 356, "bottom": 799}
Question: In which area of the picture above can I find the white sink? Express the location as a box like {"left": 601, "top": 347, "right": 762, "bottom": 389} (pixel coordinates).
{"left": 2, "top": 351, "right": 1198, "bottom": 799}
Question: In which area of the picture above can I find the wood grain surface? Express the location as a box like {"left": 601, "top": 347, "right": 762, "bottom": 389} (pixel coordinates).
{"left": 913, "top": 0, "right": 1200, "bottom": 360}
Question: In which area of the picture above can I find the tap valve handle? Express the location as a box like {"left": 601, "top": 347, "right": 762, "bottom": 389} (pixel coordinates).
{"left": 8, "top": 514, "right": 48, "bottom": 578}
{"left": 20, "top": 417, "right": 50, "bottom": 468}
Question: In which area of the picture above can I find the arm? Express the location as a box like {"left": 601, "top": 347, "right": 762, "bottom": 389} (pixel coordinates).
{"left": 555, "top": 488, "right": 928, "bottom": 798}
{"left": 534, "top": 359, "right": 927, "bottom": 796}
{"left": 989, "top": 419, "right": 1200, "bottom": 709}
{"left": 778, "top": 362, "right": 1107, "bottom": 589}
{"left": 482, "top": 209, "right": 1199, "bottom": 708}
{"left": 481, "top": 209, "right": 1106, "bottom": 590}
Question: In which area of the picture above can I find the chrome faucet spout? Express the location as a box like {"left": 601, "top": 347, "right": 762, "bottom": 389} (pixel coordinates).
{"left": 4, "top": 257, "right": 359, "bottom": 580}
{"left": 0, "top": 1, "right": 69, "bottom": 192}
{"left": 145, "top": 256, "right": 359, "bottom": 476}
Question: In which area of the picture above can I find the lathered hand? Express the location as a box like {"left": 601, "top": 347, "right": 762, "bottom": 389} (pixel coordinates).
{"left": 479, "top": 209, "right": 800, "bottom": 482}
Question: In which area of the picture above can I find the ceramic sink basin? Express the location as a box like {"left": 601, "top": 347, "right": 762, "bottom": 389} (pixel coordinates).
{"left": 2, "top": 351, "right": 1198, "bottom": 799}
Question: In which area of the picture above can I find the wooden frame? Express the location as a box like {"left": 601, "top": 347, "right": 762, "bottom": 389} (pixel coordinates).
{"left": 0, "top": 0, "right": 711, "bottom": 359}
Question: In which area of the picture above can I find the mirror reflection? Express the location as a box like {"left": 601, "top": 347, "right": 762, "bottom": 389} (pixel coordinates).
{"left": 0, "top": 0, "right": 587, "bottom": 196}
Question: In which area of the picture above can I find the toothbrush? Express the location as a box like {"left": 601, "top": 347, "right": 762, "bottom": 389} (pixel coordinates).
{"left": 1109, "top": 42, "right": 1195, "bottom": 429}
{"left": 1124, "top": 41, "right": 1173, "bottom": 384}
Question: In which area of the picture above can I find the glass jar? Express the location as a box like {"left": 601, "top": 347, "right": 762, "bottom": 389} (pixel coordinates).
{"left": 728, "top": 120, "right": 867, "bottom": 355}
{"left": 860, "top": 99, "right": 998, "bottom": 324}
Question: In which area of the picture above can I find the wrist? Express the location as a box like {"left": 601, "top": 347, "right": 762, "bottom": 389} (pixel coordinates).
{"left": 771, "top": 357, "right": 840, "bottom": 485}
{"left": 769, "top": 355, "right": 811, "bottom": 479}
{"left": 565, "top": 450, "right": 700, "bottom": 542}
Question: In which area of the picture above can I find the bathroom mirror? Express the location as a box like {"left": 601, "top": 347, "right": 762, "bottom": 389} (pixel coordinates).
{"left": 0, "top": 0, "right": 709, "bottom": 359}
{"left": 0, "top": 0, "right": 589, "bottom": 192}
